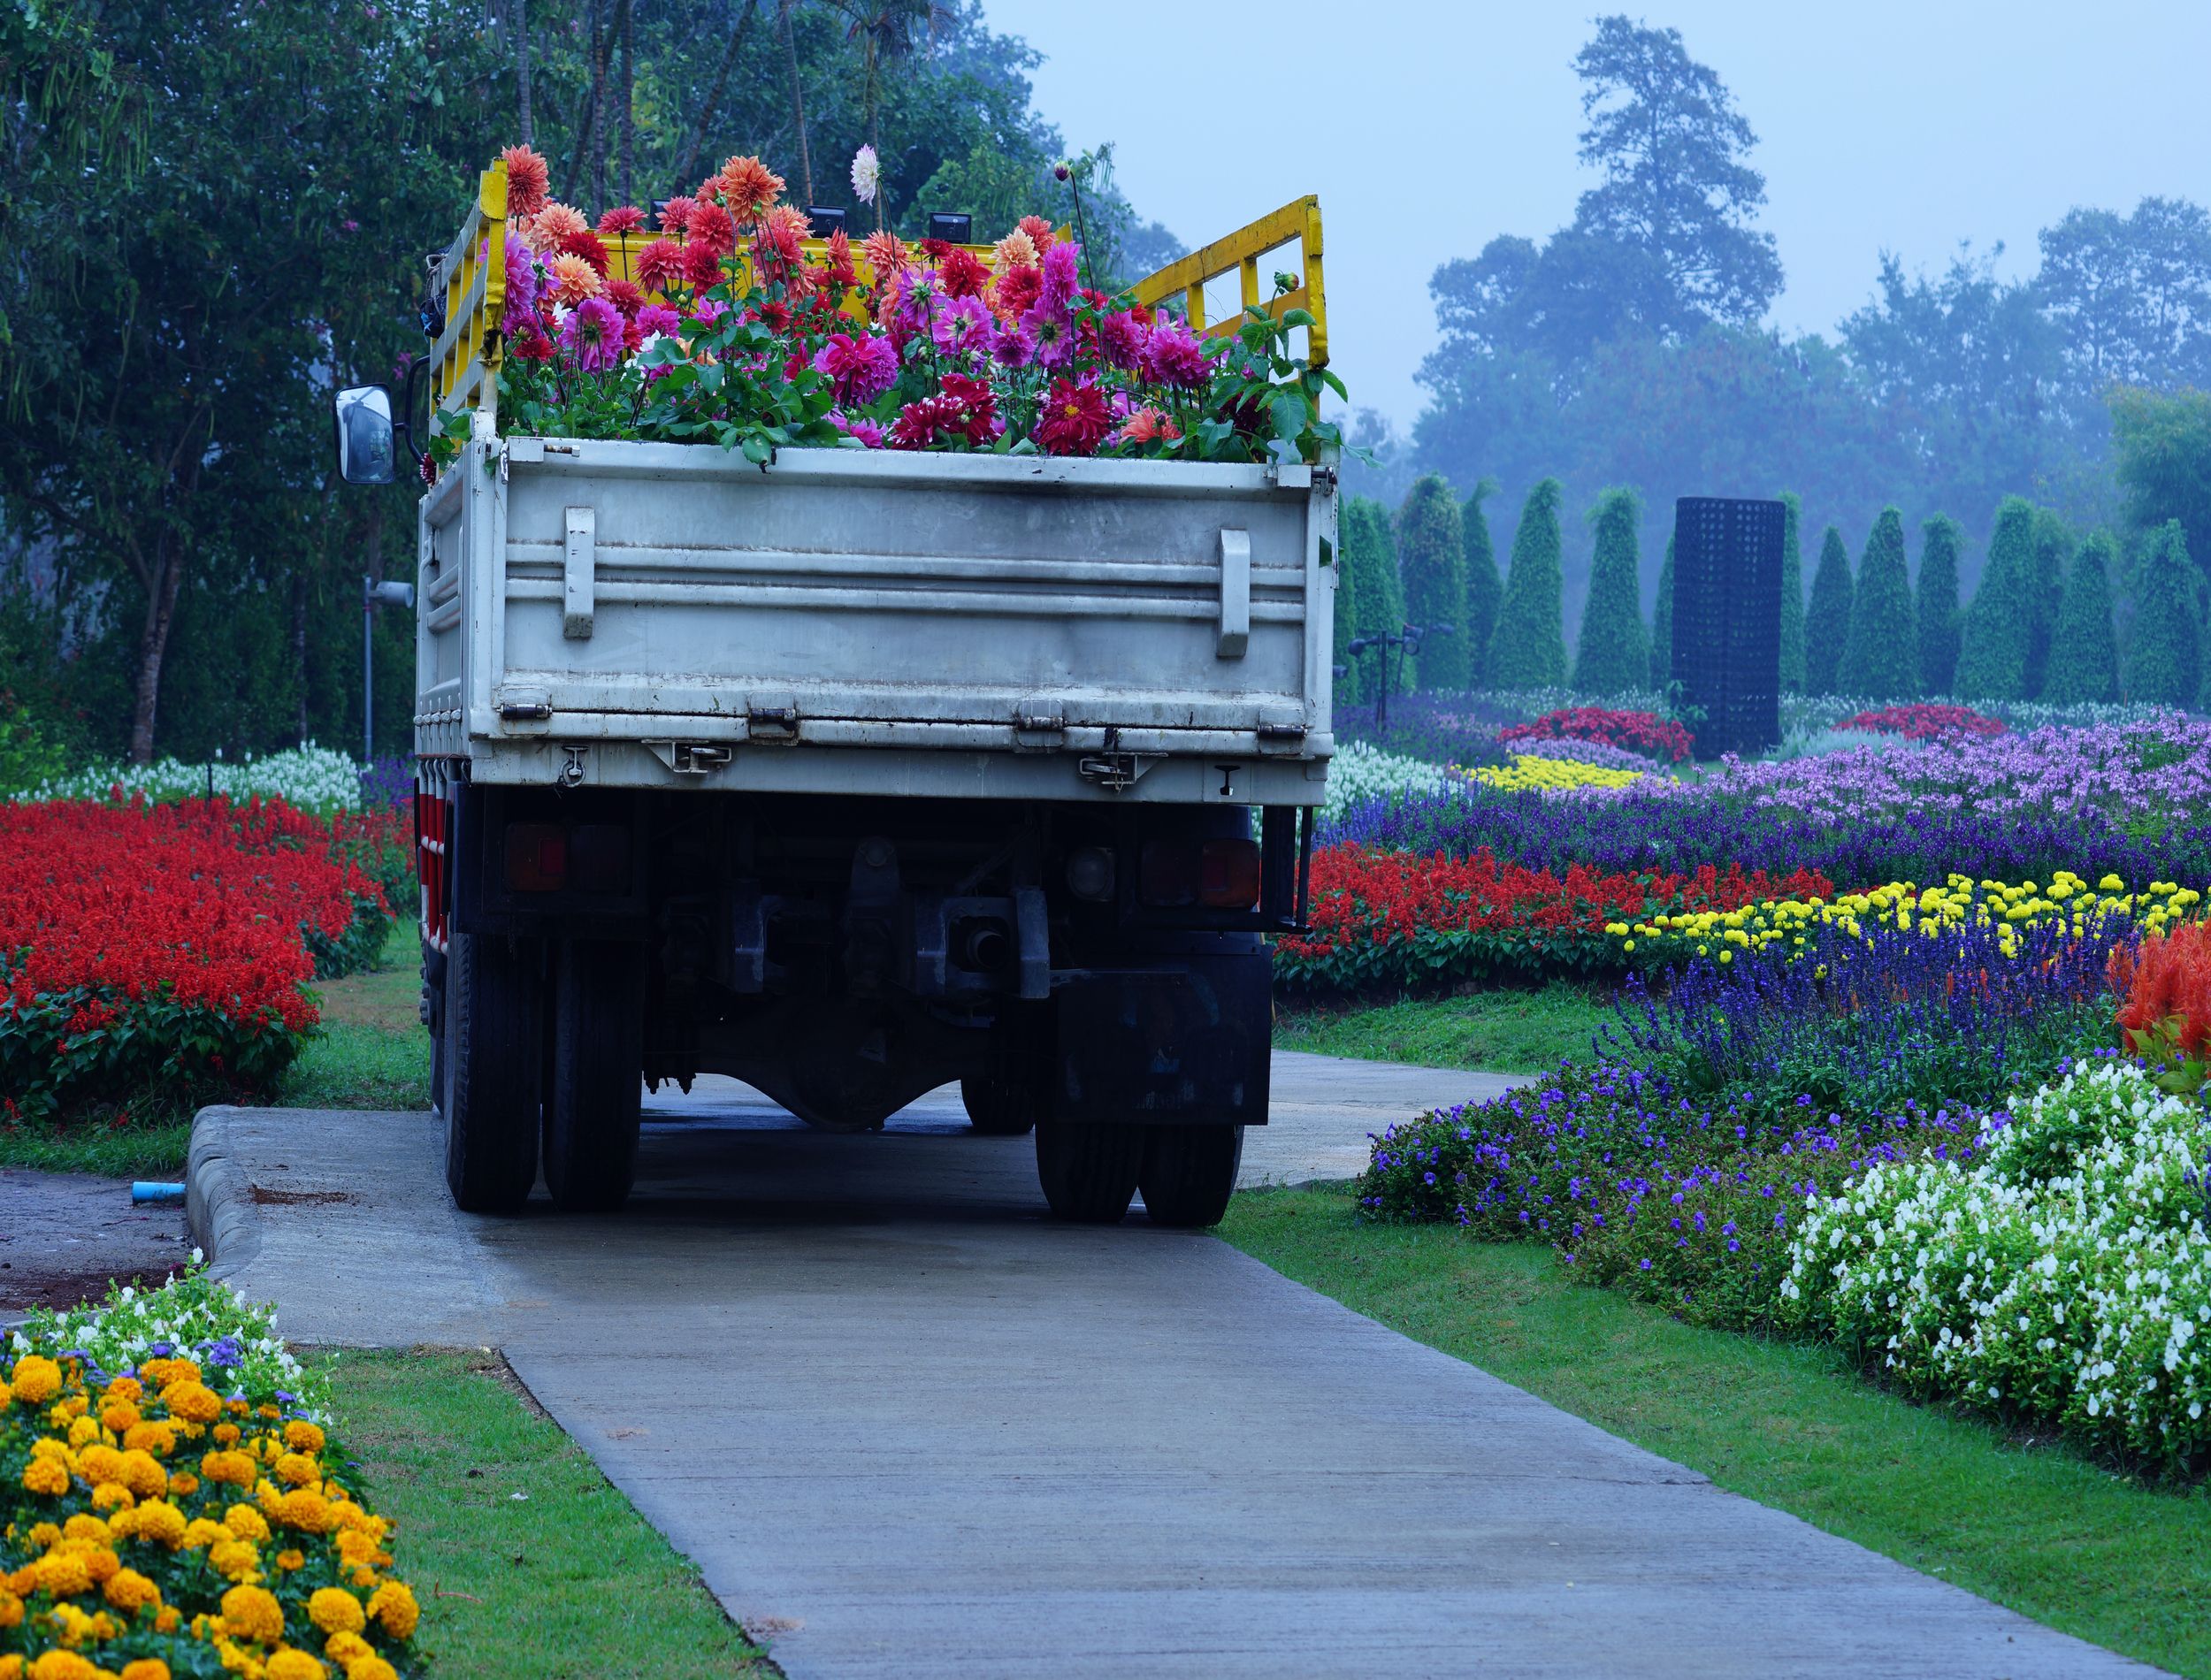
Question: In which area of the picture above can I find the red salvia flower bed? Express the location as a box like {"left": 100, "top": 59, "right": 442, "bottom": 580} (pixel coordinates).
{"left": 1274, "top": 844, "right": 1832, "bottom": 993}
{"left": 1834, "top": 703, "right": 2006, "bottom": 741}
{"left": 1497, "top": 706, "right": 1695, "bottom": 764}
{"left": 0, "top": 797, "right": 382, "bottom": 1122}
{"left": 2108, "top": 921, "right": 2211, "bottom": 1063}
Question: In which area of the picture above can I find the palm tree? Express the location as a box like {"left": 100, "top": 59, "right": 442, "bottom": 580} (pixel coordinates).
{"left": 672, "top": 1, "right": 761, "bottom": 192}
{"left": 780, "top": 1, "right": 815, "bottom": 206}
{"left": 830, "top": 0, "right": 949, "bottom": 197}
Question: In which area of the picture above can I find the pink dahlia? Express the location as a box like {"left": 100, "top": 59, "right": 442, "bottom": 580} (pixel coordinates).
{"left": 634, "top": 303, "right": 682, "bottom": 339}
{"left": 1143, "top": 320, "right": 1209, "bottom": 387}
{"left": 930, "top": 294, "right": 998, "bottom": 360}
{"left": 832, "top": 411, "right": 887, "bottom": 448}
{"left": 813, "top": 332, "right": 899, "bottom": 406}
{"left": 597, "top": 204, "right": 646, "bottom": 238}
{"left": 658, "top": 195, "right": 697, "bottom": 236}
{"left": 635, "top": 238, "right": 685, "bottom": 292}
{"left": 559, "top": 295, "right": 626, "bottom": 372}
{"left": 1098, "top": 309, "right": 1147, "bottom": 371}
{"left": 501, "top": 145, "right": 551, "bottom": 218}
{"left": 1035, "top": 377, "right": 1113, "bottom": 455}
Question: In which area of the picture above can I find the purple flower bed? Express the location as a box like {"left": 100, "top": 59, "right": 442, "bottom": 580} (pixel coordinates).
{"left": 357, "top": 755, "right": 413, "bottom": 812}
{"left": 1326, "top": 782, "right": 2211, "bottom": 889}
{"left": 1506, "top": 737, "right": 1658, "bottom": 774}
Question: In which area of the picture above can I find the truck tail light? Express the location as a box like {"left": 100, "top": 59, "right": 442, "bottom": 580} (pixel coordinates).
{"left": 1139, "top": 838, "right": 1260, "bottom": 909}
{"left": 504, "top": 823, "right": 568, "bottom": 891}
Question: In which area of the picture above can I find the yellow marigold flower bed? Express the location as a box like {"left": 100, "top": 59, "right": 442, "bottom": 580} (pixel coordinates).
{"left": 1, "top": 1353, "right": 415, "bottom": 1680}
{"left": 1458, "top": 754, "right": 1645, "bottom": 794}
{"left": 1602, "top": 871, "right": 2203, "bottom": 969}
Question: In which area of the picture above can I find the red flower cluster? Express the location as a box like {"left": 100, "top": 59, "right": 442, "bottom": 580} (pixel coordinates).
{"left": 2108, "top": 922, "right": 2211, "bottom": 1062}
{"left": 1834, "top": 703, "right": 2006, "bottom": 741}
{"left": 0, "top": 798, "right": 381, "bottom": 1122}
{"left": 1274, "top": 845, "right": 1832, "bottom": 992}
{"left": 1497, "top": 707, "right": 1695, "bottom": 764}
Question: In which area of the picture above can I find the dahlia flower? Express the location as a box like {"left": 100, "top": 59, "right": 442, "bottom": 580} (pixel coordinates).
{"left": 1035, "top": 377, "right": 1113, "bottom": 455}
{"left": 1143, "top": 320, "right": 1209, "bottom": 387}
{"left": 930, "top": 294, "right": 998, "bottom": 359}
{"left": 851, "top": 144, "right": 882, "bottom": 207}
{"left": 680, "top": 239, "right": 729, "bottom": 293}
{"left": 527, "top": 201, "right": 588, "bottom": 254}
{"left": 714, "top": 154, "right": 784, "bottom": 223}
{"left": 1099, "top": 309, "right": 1147, "bottom": 371}
{"left": 1037, "top": 241, "right": 1081, "bottom": 313}
{"left": 938, "top": 373, "right": 1002, "bottom": 445}
{"left": 559, "top": 296, "right": 625, "bottom": 372}
{"left": 605, "top": 279, "right": 645, "bottom": 317}
{"left": 993, "top": 317, "right": 1037, "bottom": 369}
{"left": 937, "top": 245, "right": 990, "bottom": 301}
{"left": 501, "top": 145, "right": 550, "bottom": 218}
{"left": 1120, "top": 406, "right": 1181, "bottom": 445}
{"left": 635, "top": 238, "right": 685, "bottom": 292}
{"left": 686, "top": 199, "right": 738, "bottom": 256}
{"left": 822, "top": 226, "right": 858, "bottom": 287}
{"left": 861, "top": 230, "right": 909, "bottom": 279}
{"left": 813, "top": 332, "right": 899, "bottom": 406}
{"left": 1018, "top": 214, "right": 1055, "bottom": 251}
{"left": 658, "top": 195, "right": 697, "bottom": 235}
{"left": 991, "top": 263, "right": 1042, "bottom": 323}
{"left": 558, "top": 227, "right": 612, "bottom": 278}
{"left": 1025, "top": 300, "right": 1075, "bottom": 369}
{"left": 888, "top": 393, "right": 967, "bottom": 450}
{"left": 833, "top": 410, "right": 887, "bottom": 448}
{"left": 634, "top": 303, "right": 682, "bottom": 339}
{"left": 992, "top": 229, "right": 1038, "bottom": 273}
{"left": 510, "top": 327, "right": 555, "bottom": 363}
{"left": 547, "top": 251, "right": 604, "bottom": 306}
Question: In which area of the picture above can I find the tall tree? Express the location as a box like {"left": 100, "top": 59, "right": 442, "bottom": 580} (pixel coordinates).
{"left": 2124, "top": 521, "right": 2203, "bottom": 705}
{"left": 1460, "top": 480, "right": 1501, "bottom": 688}
{"left": 2024, "top": 507, "right": 2073, "bottom": 698}
{"left": 1839, "top": 508, "right": 1917, "bottom": 699}
{"left": 1573, "top": 488, "right": 1649, "bottom": 694}
{"left": 1340, "top": 498, "right": 1407, "bottom": 699}
{"left": 1488, "top": 478, "right": 1569, "bottom": 688}
{"left": 1649, "top": 534, "right": 1674, "bottom": 691}
{"left": 2043, "top": 534, "right": 2120, "bottom": 705}
{"left": 1777, "top": 491, "right": 1806, "bottom": 692}
{"left": 1803, "top": 525, "right": 1853, "bottom": 696}
{"left": 2108, "top": 385, "right": 2211, "bottom": 593}
{"left": 780, "top": 0, "right": 815, "bottom": 206}
{"left": 510, "top": 0, "right": 534, "bottom": 145}
{"left": 2039, "top": 197, "right": 2211, "bottom": 393}
{"left": 1955, "top": 497, "right": 2039, "bottom": 701}
{"left": 1396, "top": 477, "right": 1469, "bottom": 690}
{"left": 1916, "top": 515, "right": 1963, "bottom": 695}
{"left": 1331, "top": 531, "right": 1367, "bottom": 706}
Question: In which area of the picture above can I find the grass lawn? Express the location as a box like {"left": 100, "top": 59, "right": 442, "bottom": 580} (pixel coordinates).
{"left": 1274, "top": 981, "right": 1612, "bottom": 1073}
{"left": 1220, "top": 1183, "right": 2211, "bottom": 1679}
{"left": 332, "top": 1348, "right": 771, "bottom": 1679}
{"left": 0, "top": 929, "right": 432, "bottom": 1177}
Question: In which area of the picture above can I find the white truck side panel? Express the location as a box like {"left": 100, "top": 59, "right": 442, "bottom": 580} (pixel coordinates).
{"left": 416, "top": 438, "right": 1337, "bottom": 804}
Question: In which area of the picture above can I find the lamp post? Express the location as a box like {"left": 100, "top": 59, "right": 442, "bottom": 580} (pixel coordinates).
{"left": 363, "top": 576, "right": 417, "bottom": 764}
{"left": 1346, "top": 621, "right": 1454, "bottom": 735}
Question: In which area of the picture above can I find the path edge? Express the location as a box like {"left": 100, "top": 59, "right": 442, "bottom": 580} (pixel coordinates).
{"left": 185, "top": 1105, "right": 264, "bottom": 1286}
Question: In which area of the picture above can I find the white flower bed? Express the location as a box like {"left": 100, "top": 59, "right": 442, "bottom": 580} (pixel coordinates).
{"left": 1779, "top": 1061, "right": 2210, "bottom": 1468}
{"left": 13, "top": 744, "right": 366, "bottom": 815}
{"left": 1320, "top": 741, "right": 1464, "bottom": 822}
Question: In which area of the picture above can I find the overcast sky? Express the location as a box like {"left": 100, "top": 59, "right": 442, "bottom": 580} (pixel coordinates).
{"left": 981, "top": 1, "right": 2211, "bottom": 429}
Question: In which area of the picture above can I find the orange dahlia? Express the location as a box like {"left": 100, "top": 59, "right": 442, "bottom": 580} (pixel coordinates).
{"left": 712, "top": 154, "right": 784, "bottom": 223}
{"left": 524, "top": 202, "right": 588, "bottom": 255}
{"left": 547, "top": 252, "right": 604, "bottom": 305}
{"left": 501, "top": 145, "right": 550, "bottom": 218}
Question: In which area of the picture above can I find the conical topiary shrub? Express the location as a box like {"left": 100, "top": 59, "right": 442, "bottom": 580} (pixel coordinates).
{"left": 1461, "top": 479, "right": 1501, "bottom": 688}
{"left": 1955, "top": 497, "right": 2038, "bottom": 701}
{"left": 1839, "top": 508, "right": 1918, "bottom": 700}
{"left": 1804, "top": 525, "right": 1853, "bottom": 696}
{"left": 2042, "top": 533, "right": 2119, "bottom": 706}
{"left": 1778, "top": 492, "right": 1807, "bottom": 692}
{"left": 1916, "top": 515, "right": 1962, "bottom": 697}
{"left": 1396, "top": 475, "right": 1469, "bottom": 690}
{"left": 1488, "top": 477, "right": 1568, "bottom": 688}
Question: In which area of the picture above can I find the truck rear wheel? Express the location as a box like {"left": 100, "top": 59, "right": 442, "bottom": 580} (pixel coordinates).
{"left": 442, "top": 928, "right": 544, "bottom": 1214}
{"left": 960, "top": 1073, "right": 1037, "bottom": 1137}
{"left": 1137, "top": 1124, "right": 1245, "bottom": 1227}
{"left": 543, "top": 939, "right": 646, "bottom": 1213}
{"left": 1034, "top": 1120, "right": 1144, "bottom": 1223}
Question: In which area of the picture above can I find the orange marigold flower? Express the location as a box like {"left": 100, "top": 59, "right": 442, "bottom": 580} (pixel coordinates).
{"left": 164, "top": 1382, "right": 223, "bottom": 1425}
{"left": 264, "top": 1652, "right": 325, "bottom": 1680}
{"left": 712, "top": 154, "right": 784, "bottom": 222}
{"left": 501, "top": 144, "right": 551, "bottom": 218}
{"left": 119, "top": 1662, "right": 172, "bottom": 1680}
{"left": 131, "top": 1500, "right": 186, "bottom": 1548}
{"left": 104, "top": 1568, "right": 160, "bottom": 1613}
{"left": 274, "top": 1452, "right": 321, "bottom": 1489}
{"left": 122, "top": 1421, "right": 175, "bottom": 1458}
{"left": 308, "top": 1587, "right": 366, "bottom": 1636}
{"left": 364, "top": 1581, "right": 418, "bottom": 1640}
{"left": 101, "top": 1401, "right": 141, "bottom": 1433}
{"left": 118, "top": 1449, "right": 168, "bottom": 1498}
{"left": 10, "top": 1355, "right": 61, "bottom": 1405}
{"left": 203, "top": 1449, "right": 257, "bottom": 1488}
{"left": 222, "top": 1583, "right": 285, "bottom": 1646}
{"left": 207, "top": 1539, "right": 259, "bottom": 1583}
{"left": 274, "top": 1489, "right": 333, "bottom": 1535}
{"left": 19, "top": 1457, "right": 67, "bottom": 1497}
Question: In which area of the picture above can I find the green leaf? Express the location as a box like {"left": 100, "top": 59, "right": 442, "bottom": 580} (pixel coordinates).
{"left": 1270, "top": 392, "right": 1309, "bottom": 442}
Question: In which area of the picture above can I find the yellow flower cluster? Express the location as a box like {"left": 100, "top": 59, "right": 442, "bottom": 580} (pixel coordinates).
{"left": 1459, "top": 754, "right": 1645, "bottom": 794}
{"left": 1, "top": 1355, "right": 416, "bottom": 1680}
{"left": 1602, "top": 871, "right": 2204, "bottom": 967}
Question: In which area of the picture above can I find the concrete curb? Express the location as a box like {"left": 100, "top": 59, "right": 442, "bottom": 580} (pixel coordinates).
{"left": 185, "top": 1105, "right": 264, "bottom": 1286}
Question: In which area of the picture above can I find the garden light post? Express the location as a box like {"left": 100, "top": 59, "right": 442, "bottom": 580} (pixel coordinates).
{"left": 363, "top": 576, "right": 417, "bottom": 764}
{"left": 1347, "top": 621, "right": 1453, "bottom": 735}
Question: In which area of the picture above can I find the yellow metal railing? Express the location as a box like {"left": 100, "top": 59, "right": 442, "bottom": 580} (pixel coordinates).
{"left": 428, "top": 161, "right": 509, "bottom": 416}
{"left": 428, "top": 157, "right": 1327, "bottom": 417}
{"left": 1130, "top": 195, "right": 1327, "bottom": 367}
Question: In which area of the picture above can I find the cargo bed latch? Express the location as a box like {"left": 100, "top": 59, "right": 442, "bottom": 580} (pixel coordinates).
{"left": 645, "top": 741, "right": 734, "bottom": 776}
{"left": 746, "top": 693, "right": 799, "bottom": 743}
{"left": 1014, "top": 709, "right": 1066, "bottom": 750}
{"left": 1076, "top": 752, "right": 1157, "bottom": 792}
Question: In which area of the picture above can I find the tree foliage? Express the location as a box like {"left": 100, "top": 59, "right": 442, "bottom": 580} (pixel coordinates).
{"left": 1838, "top": 508, "right": 1917, "bottom": 700}
{"left": 2108, "top": 385, "right": 2211, "bottom": 588}
{"left": 1955, "top": 498, "right": 2039, "bottom": 701}
{"left": 1396, "top": 476, "right": 1469, "bottom": 690}
{"left": 1803, "top": 525, "right": 1853, "bottom": 696}
{"left": 1915, "top": 515, "right": 1963, "bottom": 696}
{"left": 2043, "top": 534, "right": 2120, "bottom": 706}
{"left": 1489, "top": 478, "right": 1568, "bottom": 688}
{"left": 1460, "top": 480, "right": 1502, "bottom": 688}
{"left": 1572, "top": 488, "right": 1649, "bottom": 695}
{"left": 2124, "top": 521, "right": 2203, "bottom": 706}
{"left": 1340, "top": 497, "right": 1407, "bottom": 697}
{"left": 1649, "top": 535, "right": 1674, "bottom": 690}
{"left": 1777, "top": 492, "right": 1806, "bottom": 692}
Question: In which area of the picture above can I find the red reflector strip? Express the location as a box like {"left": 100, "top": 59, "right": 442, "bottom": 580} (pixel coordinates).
{"left": 504, "top": 822, "right": 568, "bottom": 891}
{"left": 1200, "top": 838, "right": 1261, "bottom": 908}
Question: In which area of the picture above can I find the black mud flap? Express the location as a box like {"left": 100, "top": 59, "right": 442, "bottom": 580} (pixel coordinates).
{"left": 1051, "top": 953, "right": 1271, "bottom": 1126}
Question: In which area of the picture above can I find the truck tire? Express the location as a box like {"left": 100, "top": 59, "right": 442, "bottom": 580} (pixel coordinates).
{"left": 1034, "top": 1120, "right": 1144, "bottom": 1223}
{"left": 442, "top": 928, "right": 544, "bottom": 1213}
{"left": 543, "top": 939, "right": 646, "bottom": 1212}
{"left": 1137, "top": 1124, "right": 1245, "bottom": 1227}
{"left": 960, "top": 1073, "right": 1037, "bottom": 1137}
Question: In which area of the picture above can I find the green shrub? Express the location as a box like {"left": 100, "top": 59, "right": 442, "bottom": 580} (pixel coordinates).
{"left": 1839, "top": 508, "right": 1918, "bottom": 699}
{"left": 1955, "top": 496, "right": 2038, "bottom": 700}
{"left": 1572, "top": 487, "right": 1649, "bottom": 695}
{"left": 1915, "top": 515, "right": 1963, "bottom": 696}
{"left": 1489, "top": 477, "right": 1569, "bottom": 687}
{"left": 2123, "top": 518, "right": 2203, "bottom": 705}
{"left": 1397, "top": 475, "right": 1470, "bottom": 689}
{"left": 1803, "top": 525, "right": 1853, "bottom": 695}
{"left": 2025, "top": 508, "right": 2074, "bottom": 697}
{"left": 2042, "top": 533, "right": 2120, "bottom": 705}
{"left": 1778, "top": 492, "right": 1807, "bottom": 692}
{"left": 1332, "top": 520, "right": 1367, "bottom": 705}
{"left": 1649, "top": 534, "right": 1674, "bottom": 691}
{"left": 1341, "top": 496, "right": 1408, "bottom": 694}
{"left": 1461, "top": 479, "right": 1502, "bottom": 688}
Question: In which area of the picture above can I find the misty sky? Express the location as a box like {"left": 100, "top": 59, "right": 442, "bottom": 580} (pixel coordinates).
{"left": 982, "top": 0, "right": 2211, "bottom": 429}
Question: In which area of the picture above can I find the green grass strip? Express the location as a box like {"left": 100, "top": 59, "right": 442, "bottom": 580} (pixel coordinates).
{"left": 1274, "top": 982, "right": 1613, "bottom": 1073}
{"left": 328, "top": 1348, "right": 772, "bottom": 1680}
{"left": 1220, "top": 1184, "right": 2211, "bottom": 1679}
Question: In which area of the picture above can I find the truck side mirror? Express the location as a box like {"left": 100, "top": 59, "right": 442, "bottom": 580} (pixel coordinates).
{"left": 334, "top": 385, "right": 397, "bottom": 485}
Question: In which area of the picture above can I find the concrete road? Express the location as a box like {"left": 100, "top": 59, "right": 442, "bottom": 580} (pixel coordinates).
{"left": 187, "top": 1058, "right": 2153, "bottom": 1680}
